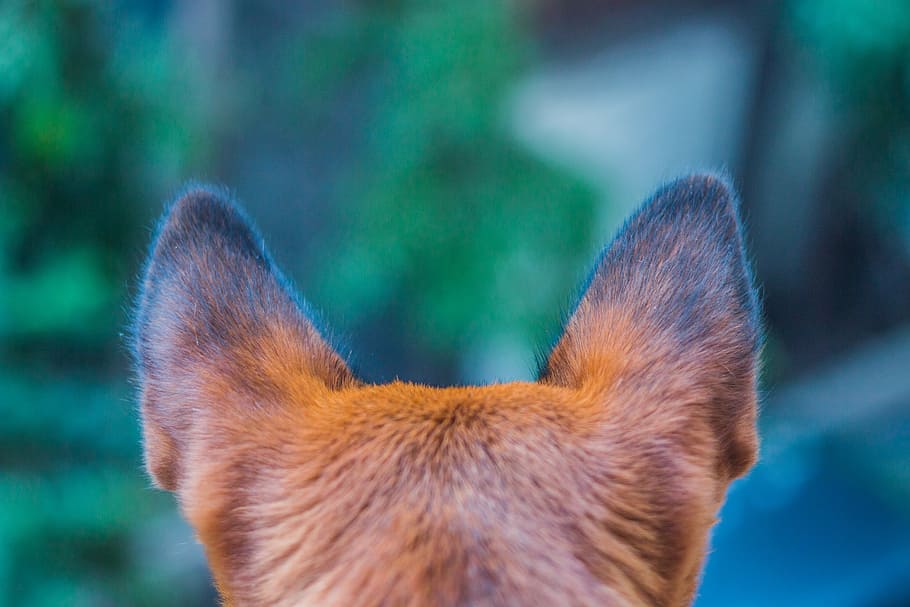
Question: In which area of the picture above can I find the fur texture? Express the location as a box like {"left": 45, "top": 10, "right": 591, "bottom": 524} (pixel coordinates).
{"left": 132, "top": 174, "right": 760, "bottom": 606}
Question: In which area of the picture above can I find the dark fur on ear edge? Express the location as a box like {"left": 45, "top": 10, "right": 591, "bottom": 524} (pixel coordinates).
{"left": 540, "top": 172, "right": 762, "bottom": 480}
{"left": 129, "top": 183, "right": 351, "bottom": 370}
{"left": 130, "top": 184, "right": 356, "bottom": 490}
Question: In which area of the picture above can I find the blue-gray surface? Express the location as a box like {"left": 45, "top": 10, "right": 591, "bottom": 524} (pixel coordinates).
{"left": 697, "top": 453, "right": 910, "bottom": 606}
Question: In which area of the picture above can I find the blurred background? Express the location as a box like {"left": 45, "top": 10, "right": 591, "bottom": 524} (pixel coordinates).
{"left": 2, "top": 0, "right": 909, "bottom": 605}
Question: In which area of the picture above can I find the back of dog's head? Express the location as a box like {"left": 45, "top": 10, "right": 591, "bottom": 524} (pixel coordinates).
{"left": 132, "top": 174, "right": 760, "bottom": 606}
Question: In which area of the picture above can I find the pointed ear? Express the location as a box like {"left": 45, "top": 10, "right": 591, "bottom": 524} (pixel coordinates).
{"left": 132, "top": 186, "right": 356, "bottom": 491}
{"left": 541, "top": 174, "right": 760, "bottom": 480}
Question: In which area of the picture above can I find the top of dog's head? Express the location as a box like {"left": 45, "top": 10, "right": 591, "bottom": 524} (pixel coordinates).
{"left": 132, "top": 174, "right": 760, "bottom": 606}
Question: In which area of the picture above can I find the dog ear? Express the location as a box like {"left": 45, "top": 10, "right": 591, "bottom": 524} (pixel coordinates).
{"left": 132, "top": 186, "right": 356, "bottom": 491}
{"left": 540, "top": 174, "right": 760, "bottom": 480}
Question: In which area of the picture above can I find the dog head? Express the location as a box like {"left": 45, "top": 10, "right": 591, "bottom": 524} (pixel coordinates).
{"left": 132, "top": 174, "right": 760, "bottom": 606}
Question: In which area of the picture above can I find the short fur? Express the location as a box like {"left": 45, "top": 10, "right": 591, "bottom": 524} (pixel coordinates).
{"left": 132, "top": 174, "right": 760, "bottom": 606}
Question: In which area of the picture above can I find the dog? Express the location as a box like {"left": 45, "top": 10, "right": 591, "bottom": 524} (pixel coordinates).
{"left": 132, "top": 173, "right": 760, "bottom": 606}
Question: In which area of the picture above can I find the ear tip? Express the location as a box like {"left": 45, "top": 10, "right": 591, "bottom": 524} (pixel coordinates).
{"left": 166, "top": 182, "right": 242, "bottom": 225}
{"left": 679, "top": 170, "right": 735, "bottom": 189}
{"left": 682, "top": 173, "right": 763, "bottom": 350}
{"left": 651, "top": 172, "right": 762, "bottom": 336}
{"left": 653, "top": 173, "right": 749, "bottom": 250}
{"left": 662, "top": 171, "right": 740, "bottom": 213}
{"left": 154, "top": 182, "right": 264, "bottom": 259}
{"left": 130, "top": 183, "right": 267, "bottom": 359}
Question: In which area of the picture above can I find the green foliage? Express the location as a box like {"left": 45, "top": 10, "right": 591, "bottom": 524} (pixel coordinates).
{"left": 0, "top": 1, "right": 208, "bottom": 605}
{"left": 0, "top": 374, "right": 177, "bottom": 606}
{"left": 312, "top": 1, "right": 598, "bottom": 363}
{"left": 791, "top": 0, "right": 910, "bottom": 246}
{"left": 0, "top": 0, "right": 205, "bottom": 346}
{"left": 791, "top": 0, "right": 910, "bottom": 99}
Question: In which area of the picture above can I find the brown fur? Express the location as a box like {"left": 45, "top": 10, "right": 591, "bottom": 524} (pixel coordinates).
{"left": 132, "top": 175, "right": 760, "bottom": 606}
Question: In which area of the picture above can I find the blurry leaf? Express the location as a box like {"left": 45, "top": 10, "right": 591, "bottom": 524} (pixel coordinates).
{"left": 0, "top": 2, "right": 211, "bottom": 604}
{"left": 0, "top": 374, "right": 137, "bottom": 464}
{"left": 315, "top": 1, "right": 598, "bottom": 361}
{"left": 14, "top": 94, "right": 99, "bottom": 166}
{"left": 790, "top": 0, "right": 910, "bottom": 254}
{"left": 0, "top": 248, "right": 115, "bottom": 339}
{"left": 0, "top": 2, "right": 45, "bottom": 103}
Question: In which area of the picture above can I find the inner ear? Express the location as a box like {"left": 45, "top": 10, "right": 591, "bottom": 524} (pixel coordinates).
{"left": 132, "top": 186, "right": 357, "bottom": 490}
{"left": 541, "top": 173, "right": 760, "bottom": 480}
